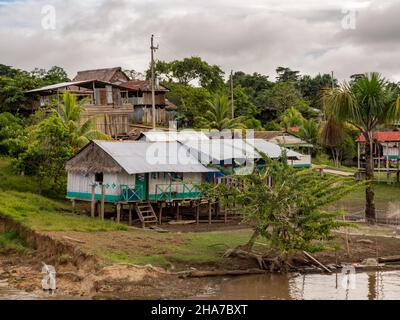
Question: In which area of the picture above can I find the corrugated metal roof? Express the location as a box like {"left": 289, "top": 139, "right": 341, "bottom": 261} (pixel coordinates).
{"left": 246, "top": 139, "right": 303, "bottom": 159}
{"left": 181, "top": 138, "right": 302, "bottom": 163}
{"left": 93, "top": 140, "right": 218, "bottom": 174}
{"left": 181, "top": 139, "right": 257, "bottom": 163}
{"left": 141, "top": 130, "right": 210, "bottom": 142}
{"left": 26, "top": 80, "right": 120, "bottom": 93}
{"left": 357, "top": 131, "right": 400, "bottom": 142}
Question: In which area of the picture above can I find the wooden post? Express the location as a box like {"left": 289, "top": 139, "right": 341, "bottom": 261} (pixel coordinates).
{"left": 196, "top": 201, "right": 200, "bottom": 225}
{"left": 224, "top": 204, "right": 227, "bottom": 224}
{"left": 208, "top": 201, "right": 212, "bottom": 225}
{"left": 90, "top": 184, "right": 96, "bottom": 218}
{"left": 176, "top": 201, "right": 180, "bottom": 221}
{"left": 100, "top": 184, "right": 105, "bottom": 221}
{"left": 116, "top": 203, "right": 121, "bottom": 223}
{"left": 158, "top": 203, "right": 163, "bottom": 225}
{"left": 357, "top": 142, "right": 361, "bottom": 170}
{"left": 128, "top": 204, "right": 132, "bottom": 226}
{"left": 71, "top": 199, "right": 76, "bottom": 213}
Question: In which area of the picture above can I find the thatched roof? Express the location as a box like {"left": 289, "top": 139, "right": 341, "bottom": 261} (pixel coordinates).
{"left": 65, "top": 141, "right": 124, "bottom": 174}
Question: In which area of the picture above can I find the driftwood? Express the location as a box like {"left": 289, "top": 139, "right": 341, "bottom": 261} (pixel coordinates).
{"left": 378, "top": 255, "right": 400, "bottom": 263}
{"left": 303, "top": 251, "right": 332, "bottom": 273}
{"left": 223, "top": 248, "right": 290, "bottom": 272}
{"left": 187, "top": 269, "right": 265, "bottom": 278}
{"left": 62, "top": 236, "right": 85, "bottom": 244}
{"left": 168, "top": 220, "right": 196, "bottom": 225}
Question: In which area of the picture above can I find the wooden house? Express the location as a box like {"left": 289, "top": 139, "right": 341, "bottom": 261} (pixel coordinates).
{"left": 74, "top": 68, "right": 177, "bottom": 125}
{"left": 356, "top": 131, "right": 400, "bottom": 182}
{"left": 27, "top": 79, "right": 132, "bottom": 137}
{"left": 65, "top": 140, "right": 218, "bottom": 203}
{"left": 119, "top": 80, "right": 177, "bottom": 125}
{"left": 253, "top": 131, "right": 312, "bottom": 168}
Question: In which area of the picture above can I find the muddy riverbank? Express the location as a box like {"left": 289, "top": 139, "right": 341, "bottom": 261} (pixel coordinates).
{"left": 3, "top": 214, "right": 400, "bottom": 299}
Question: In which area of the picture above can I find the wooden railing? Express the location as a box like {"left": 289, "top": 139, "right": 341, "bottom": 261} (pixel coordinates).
{"left": 120, "top": 185, "right": 145, "bottom": 201}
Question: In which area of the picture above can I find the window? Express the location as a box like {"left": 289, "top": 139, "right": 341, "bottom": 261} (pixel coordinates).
{"left": 95, "top": 173, "right": 104, "bottom": 184}
{"left": 106, "top": 85, "right": 113, "bottom": 104}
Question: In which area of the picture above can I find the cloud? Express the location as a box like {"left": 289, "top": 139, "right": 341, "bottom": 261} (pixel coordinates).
{"left": 0, "top": 0, "right": 399, "bottom": 82}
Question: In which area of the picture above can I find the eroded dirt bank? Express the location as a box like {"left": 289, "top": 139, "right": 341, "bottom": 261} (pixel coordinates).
{"left": 2, "top": 216, "right": 400, "bottom": 299}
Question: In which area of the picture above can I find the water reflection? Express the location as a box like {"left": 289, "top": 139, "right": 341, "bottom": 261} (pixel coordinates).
{"left": 197, "top": 271, "right": 400, "bottom": 300}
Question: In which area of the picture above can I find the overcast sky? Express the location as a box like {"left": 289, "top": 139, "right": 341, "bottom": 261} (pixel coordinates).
{"left": 1, "top": 0, "right": 399, "bottom": 81}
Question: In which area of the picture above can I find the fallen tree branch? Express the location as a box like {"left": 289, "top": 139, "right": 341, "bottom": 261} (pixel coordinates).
{"left": 187, "top": 269, "right": 265, "bottom": 278}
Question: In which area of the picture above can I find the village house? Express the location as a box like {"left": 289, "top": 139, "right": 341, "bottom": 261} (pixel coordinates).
{"left": 253, "top": 131, "right": 312, "bottom": 168}
{"left": 356, "top": 131, "right": 400, "bottom": 182}
{"left": 26, "top": 67, "right": 178, "bottom": 137}
{"left": 65, "top": 140, "right": 219, "bottom": 226}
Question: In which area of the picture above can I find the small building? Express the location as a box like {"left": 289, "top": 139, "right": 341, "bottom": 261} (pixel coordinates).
{"left": 65, "top": 140, "right": 218, "bottom": 203}
{"left": 26, "top": 79, "right": 132, "bottom": 137}
{"left": 253, "top": 131, "right": 312, "bottom": 168}
{"left": 137, "top": 130, "right": 209, "bottom": 142}
{"left": 119, "top": 80, "right": 177, "bottom": 126}
{"left": 356, "top": 131, "right": 400, "bottom": 181}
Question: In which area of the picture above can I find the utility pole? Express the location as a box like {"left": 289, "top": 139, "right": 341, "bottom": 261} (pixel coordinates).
{"left": 150, "top": 34, "right": 159, "bottom": 129}
{"left": 331, "top": 70, "right": 335, "bottom": 89}
{"left": 230, "top": 70, "right": 234, "bottom": 119}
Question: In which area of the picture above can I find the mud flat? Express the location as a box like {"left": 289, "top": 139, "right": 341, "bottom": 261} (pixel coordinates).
{"left": 2, "top": 215, "right": 400, "bottom": 299}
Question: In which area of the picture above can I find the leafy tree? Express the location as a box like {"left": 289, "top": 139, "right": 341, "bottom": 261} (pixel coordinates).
{"left": 232, "top": 71, "right": 272, "bottom": 100}
{"left": 54, "top": 92, "right": 111, "bottom": 151}
{"left": 0, "top": 112, "right": 26, "bottom": 156}
{"left": 258, "top": 82, "right": 307, "bottom": 115}
{"left": 43, "top": 66, "right": 70, "bottom": 83}
{"left": 299, "top": 73, "right": 337, "bottom": 110}
{"left": 299, "top": 118, "right": 320, "bottom": 146}
{"left": 195, "top": 95, "right": 247, "bottom": 130}
{"left": 323, "top": 72, "right": 400, "bottom": 223}
{"left": 165, "top": 83, "right": 212, "bottom": 127}
{"left": 152, "top": 57, "right": 225, "bottom": 91}
{"left": 15, "top": 114, "right": 73, "bottom": 195}
{"left": 276, "top": 66, "right": 300, "bottom": 82}
{"left": 279, "top": 107, "right": 304, "bottom": 131}
{"left": 232, "top": 85, "right": 259, "bottom": 118}
{"left": 123, "top": 69, "right": 145, "bottom": 80}
{"left": 213, "top": 153, "right": 362, "bottom": 269}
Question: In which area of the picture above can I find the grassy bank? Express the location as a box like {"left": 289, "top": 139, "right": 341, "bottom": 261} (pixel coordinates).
{"left": 0, "top": 158, "right": 253, "bottom": 267}
{"left": 0, "top": 159, "right": 126, "bottom": 232}
{"left": 0, "top": 231, "right": 28, "bottom": 253}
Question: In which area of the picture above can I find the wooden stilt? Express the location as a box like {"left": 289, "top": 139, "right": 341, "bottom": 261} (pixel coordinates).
{"left": 158, "top": 203, "right": 163, "bottom": 225}
{"left": 100, "top": 184, "right": 105, "bottom": 221}
{"left": 224, "top": 205, "right": 227, "bottom": 224}
{"left": 208, "top": 201, "right": 212, "bottom": 225}
{"left": 128, "top": 204, "right": 132, "bottom": 226}
{"left": 176, "top": 202, "right": 180, "bottom": 221}
{"left": 196, "top": 202, "right": 200, "bottom": 225}
{"left": 116, "top": 203, "right": 121, "bottom": 223}
{"left": 71, "top": 199, "right": 76, "bottom": 213}
{"left": 90, "top": 184, "right": 96, "bottom": 218}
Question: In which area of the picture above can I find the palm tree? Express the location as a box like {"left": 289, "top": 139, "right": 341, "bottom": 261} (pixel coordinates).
{"left": 195, "top": 95, "right": 247, "bottom": 130}
{"left": 323, "top": 72, "right": 400, "bottom": 223}
{"left": 54, "top": 92, "right": 111, "bottom": 151}
{"left": 300, "top": 118, "right": 319, "bottom": 146}
{"left": 279, "top": 107, "right": 304, "bottom": 132}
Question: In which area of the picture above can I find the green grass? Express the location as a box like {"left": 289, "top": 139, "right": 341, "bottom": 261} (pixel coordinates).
{"left": 0, "top": 231, "right": 29, "bottom": 253}
{"left": 0, "top": 159, "right": 126, "bottom": 232}
{"left": 99, "top": 229, "right": 255, "bottom": 267}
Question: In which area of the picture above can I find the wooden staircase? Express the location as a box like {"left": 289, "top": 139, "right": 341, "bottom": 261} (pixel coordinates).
{"left": 135, "top": 202, "right": 158, "bottom": 227}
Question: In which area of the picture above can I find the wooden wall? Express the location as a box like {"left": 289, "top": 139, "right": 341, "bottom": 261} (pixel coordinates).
{"left": 81, "top": 105, "right": 132, "bottom": 136}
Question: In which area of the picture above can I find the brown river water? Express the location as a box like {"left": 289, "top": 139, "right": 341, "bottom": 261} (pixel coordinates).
{"left": 2, "top": 271, "right": 400, "bottom": 300}
{"left": 194, "top": 271, "right": 400, "bottom": 300}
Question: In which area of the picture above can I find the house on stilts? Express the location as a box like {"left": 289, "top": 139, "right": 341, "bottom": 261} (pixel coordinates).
{"left": 65, "top": 140, "right": 219, "bottom": 226}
